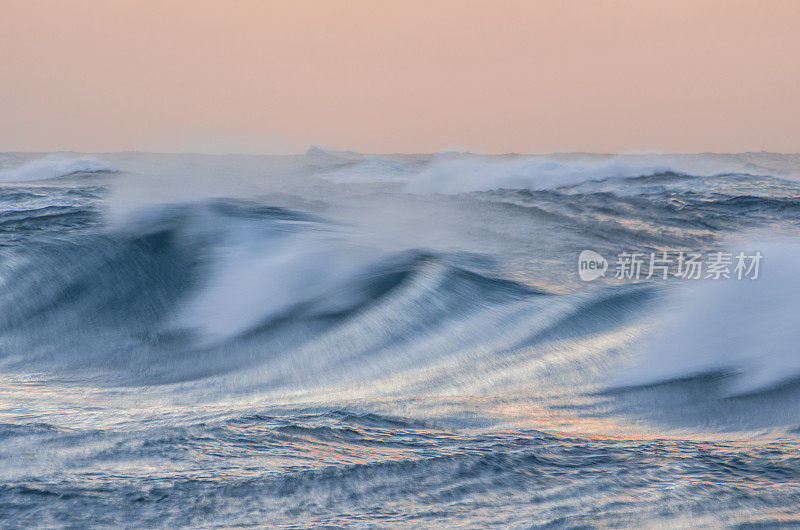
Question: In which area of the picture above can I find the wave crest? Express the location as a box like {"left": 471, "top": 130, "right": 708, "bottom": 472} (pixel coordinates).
{"left": 614, "top": 240, "right": 800, "bottom": 396}
{"left": 405, "top": 154, "right": 767, "bottom": 194}
{"left": 0, "top": 154, "right": 115, "bottom": 182}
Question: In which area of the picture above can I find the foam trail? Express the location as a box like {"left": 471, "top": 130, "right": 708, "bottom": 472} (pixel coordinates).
{"left": 0, "top": 153, "right": 114, "bottom": 182}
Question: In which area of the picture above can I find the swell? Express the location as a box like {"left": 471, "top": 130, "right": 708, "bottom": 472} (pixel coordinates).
{"left": 4, "top": 410, "right": 800, "bottom": 527}
{"left": 469, "top": 175, "right": 800, "bottom": 251}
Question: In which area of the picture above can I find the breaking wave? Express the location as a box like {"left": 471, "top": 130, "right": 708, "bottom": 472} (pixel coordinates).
{"left": 0, "top": 197, "right": 650, "bottom": 393}
{"left": 405, "top": 154, "right": 768, "bottom": 193}
{"left": 615, "top": 239, "right": 800, "bottom": 396}
{"left": 0, "top": 153, "right": 115, "bottom": 182}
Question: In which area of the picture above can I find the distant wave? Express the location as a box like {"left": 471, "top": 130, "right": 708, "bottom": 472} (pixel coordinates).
{"left": 0, "top": 153, "right": 115, "bottom": 182}
{"left": 405, "top": 155, "right": 762, "bottom": 194}
{"left": 320, "top": 158, "right": 412, "bottom": 183}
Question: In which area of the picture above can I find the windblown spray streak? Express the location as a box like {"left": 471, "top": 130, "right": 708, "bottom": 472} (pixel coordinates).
{"left": 2, "top": 151, "right": 800, "bottom": 527}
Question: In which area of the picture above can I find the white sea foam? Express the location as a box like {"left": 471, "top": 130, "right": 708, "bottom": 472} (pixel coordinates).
{"left": 171, "top": 213, "right": 373, "bottom": 344}
{"left": 615, "top": 239, "right": 800, "bottom": 395}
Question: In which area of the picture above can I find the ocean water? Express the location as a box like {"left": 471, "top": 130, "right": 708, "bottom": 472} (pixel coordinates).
{"left": 2, "top": 150, "right": 800, "bottom": 527}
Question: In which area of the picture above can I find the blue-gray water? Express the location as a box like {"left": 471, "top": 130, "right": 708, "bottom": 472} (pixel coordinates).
{"left": 2, "top": 150, "right": 800, "bottom": 527}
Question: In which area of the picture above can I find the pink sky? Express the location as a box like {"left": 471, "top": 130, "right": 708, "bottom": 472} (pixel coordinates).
{"left": 2, "top": 0, "right": 799, "bottom": 153}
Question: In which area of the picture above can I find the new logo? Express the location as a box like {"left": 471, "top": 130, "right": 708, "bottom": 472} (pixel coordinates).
{"left": 578, "top": 250, "right": 608, "bottom": 281}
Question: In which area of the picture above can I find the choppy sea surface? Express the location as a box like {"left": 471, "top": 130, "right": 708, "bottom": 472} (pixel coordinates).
{"left": 2, "top": 150, "right": 800, "bottom": 527}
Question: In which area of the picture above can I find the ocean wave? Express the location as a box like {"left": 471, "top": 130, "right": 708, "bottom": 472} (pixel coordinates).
{"left": 5, "top": 152, "right": 800, "bottom": 527}
{"left": 2, "top": 187, "right": 797, "bottom": 408}
{"left": 405, "top": 155, "right": 767, "bottom": 194}
{"left": 0, "top": 153, "right": 115, "bottom": 182}
{"left": 4, "top": 409, "right": 798, "bottom": 527}
{"left": 319, "top": 158, "right": 413, "bottom": 183}
{"left": 0, "top": 200, "right": 534, "bottom": 375}
{"left": 0, "top": 198, "right": 653, "bottom": 394}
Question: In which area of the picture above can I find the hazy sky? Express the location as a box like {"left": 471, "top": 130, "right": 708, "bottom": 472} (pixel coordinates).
{"left": 2, "top": 0, "right": 799, "bottom": 154}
